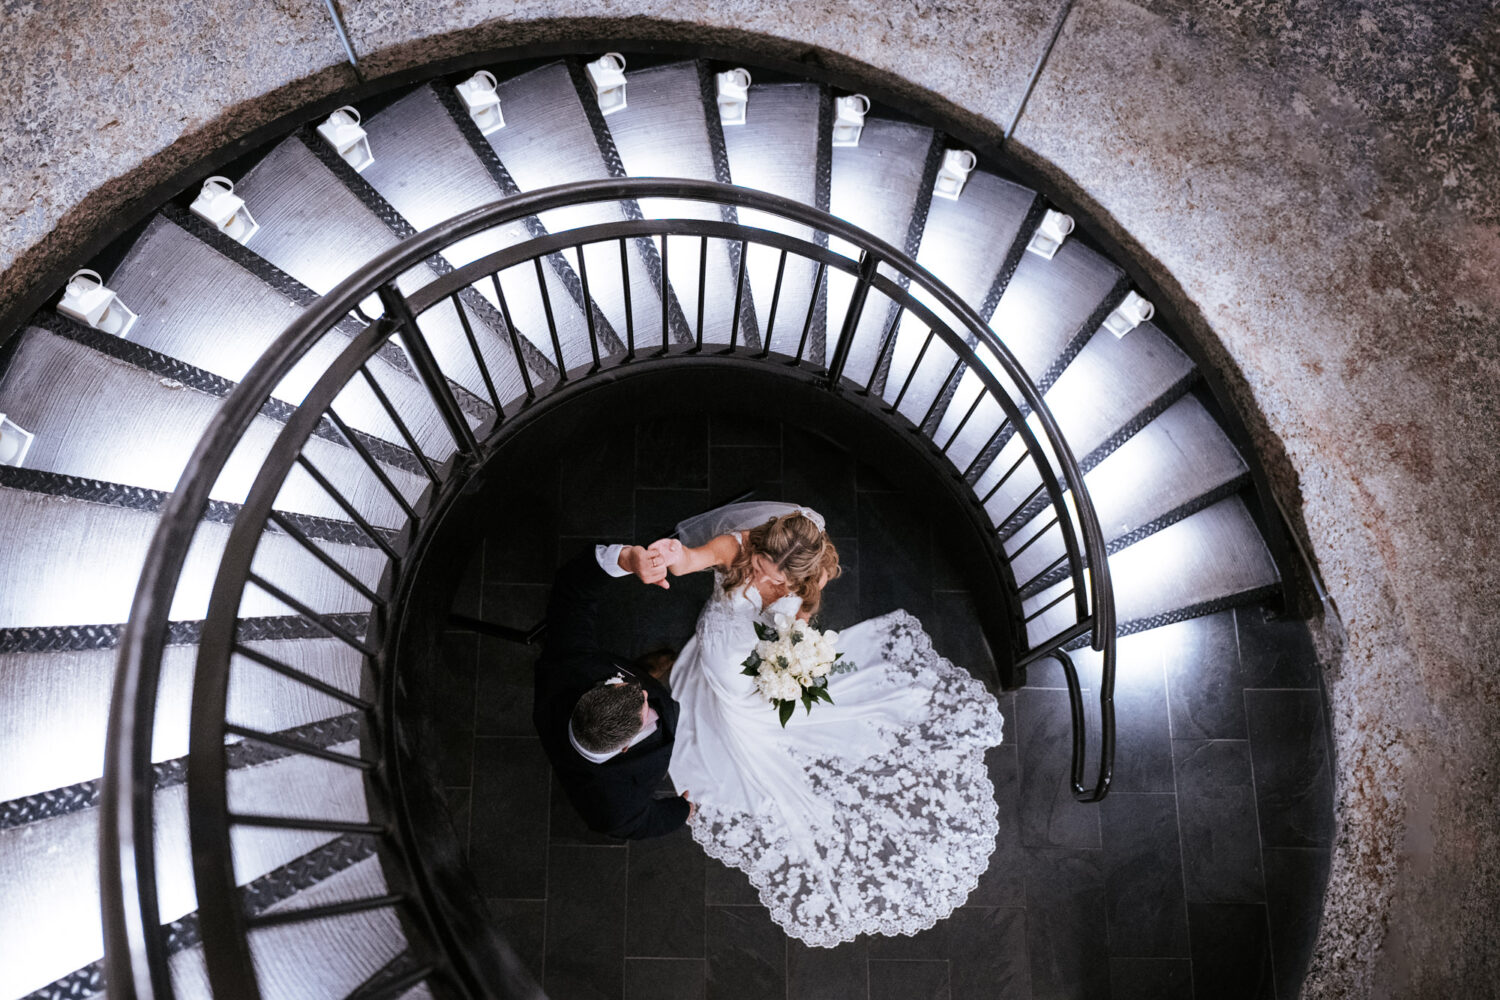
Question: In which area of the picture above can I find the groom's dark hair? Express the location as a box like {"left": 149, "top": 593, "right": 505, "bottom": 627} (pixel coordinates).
{"left": 572, "top": 680, "right": 645, "bottom": 752}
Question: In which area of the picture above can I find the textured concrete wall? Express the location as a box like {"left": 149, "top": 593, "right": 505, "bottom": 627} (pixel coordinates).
{"left": 2, "top": 1, "right": 1497, "bottom": 995}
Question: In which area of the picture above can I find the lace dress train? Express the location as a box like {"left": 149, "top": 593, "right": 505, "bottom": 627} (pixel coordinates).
{"left": 668, "top": 569, "right": 1005, "bottom": 947}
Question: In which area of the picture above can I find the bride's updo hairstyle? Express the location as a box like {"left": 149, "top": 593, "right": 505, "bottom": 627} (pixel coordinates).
{"left": 722, "top": 512, "right": 841, "bottom": 616}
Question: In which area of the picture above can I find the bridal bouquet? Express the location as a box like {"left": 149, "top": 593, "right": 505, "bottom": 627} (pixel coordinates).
{"left": 741, "top": 613, "right": 853, "bottom": 726}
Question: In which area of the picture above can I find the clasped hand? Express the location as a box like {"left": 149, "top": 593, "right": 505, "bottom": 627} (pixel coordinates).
{"left": 617, "top": 539, "right": 686, "bottom": 588}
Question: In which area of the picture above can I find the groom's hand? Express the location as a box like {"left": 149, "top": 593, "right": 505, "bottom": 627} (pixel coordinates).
{"left": 648, "top": 538, "right": 686, "bottom": 573}
{"left": 619, "top": 545, "right": 671, "bottom": 588}
{"left": 681, "top": 789, "right": 697, "bottom": 820}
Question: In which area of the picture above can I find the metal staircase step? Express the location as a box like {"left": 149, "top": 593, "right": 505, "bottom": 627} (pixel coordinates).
{"left": 827, "top": 117, "right": 939, "bottom": 387}
{"left": 360, "top": 86, "right": 597, "bottom": 372}
{"left": 1006, "top": 396, "right": 1252, "bottom": 587}
{"left": 483, "top": 62, "right": 667, "bottom": 347}
{"left": 1021, "top": 495, "right": 1279, "bottom": 648}
{"left": 241, "top": 134, "right": 541, "bottom": 407}
{"left": 0, "top": 745, "right": 371, "bottom": 1000}
{"left": 0, "top": 486, "right": 388, "bottom": 629}
{"left": 0, "top": 638, "right": 365, "bottom": 803}
{"left": 952, "top": 322, "right": 1201, "bottom": 522}
{"left": 882, "top": 170, "right": 1039, "bottom": 429}
{"left": 990, "top": 234, "right": 1125, "bottom": 383}
{"left": 167, "top": 853, "right": 404, "bottom": 1000}
{"left": 604, "top": 61, "right": 747, "bottom": 347}
{"left": 0, "top": 325, "right": 425, "bottom": 523}
{"left": 107, "top": 215, "right": 462, "bottom": 458}
{"left": 721, "top": 81, "right": 827, "bottom": 358}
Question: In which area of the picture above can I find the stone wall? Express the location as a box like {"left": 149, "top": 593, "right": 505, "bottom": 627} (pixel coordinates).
{"left": 2, "top": 1, "right": 1497, "bottom": 994}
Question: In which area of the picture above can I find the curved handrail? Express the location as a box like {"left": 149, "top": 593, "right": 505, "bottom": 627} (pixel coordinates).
{"left": 103, "top": 178, "right": 1115, "bottom": 1000}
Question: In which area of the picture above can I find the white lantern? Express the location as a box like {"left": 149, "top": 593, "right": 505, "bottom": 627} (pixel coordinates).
{"left": 933, "top": 149, "right": 977, "bottom": 201}
{"left": 1026, "top": 209, "right": 1075, "bottom": 260}
{"left": 831, "top": 94, "right": 870, "bottom": 147}
{"left": 1102, "top": 291, "right": 1155, "bottom": 338}
{"left": 318, "top": 106, "right": 374, "bottom": 172}
{"left": 189, "top": 176, "right": 260, "bottom": 244}
{"left": 586, "top": 53, "right": 628, "bottom": 116}
{"left": 57, "top": 269, "right": 138, "bottom": 339}
{"left": 457, "top": 71, "right": 505, "bottom": 134}
{"left": 716, "top": 68, "right": 752, "bottom": 126}
{"left": 0, "top": 414, "right": 36, "bottom": 468}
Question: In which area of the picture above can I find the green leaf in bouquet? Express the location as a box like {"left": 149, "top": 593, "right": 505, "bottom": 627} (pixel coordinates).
{"left": 800, "top": 689, "right": 813, "bottom": 713}
{"left": 754, "top": 622, "right": 779, "bottom": 641}
{"left": 809, "top": 685, "right": 834, "bottom": 705}
{"left": 778, "top": 699, "right": 795, "bottom": 727}
{"left": 740, "top": 651, "right": 761, "bottom": 675}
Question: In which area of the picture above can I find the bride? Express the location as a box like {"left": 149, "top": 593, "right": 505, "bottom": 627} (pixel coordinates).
{"left": 648, "top": 501, "right": 1005, "bottom": 948}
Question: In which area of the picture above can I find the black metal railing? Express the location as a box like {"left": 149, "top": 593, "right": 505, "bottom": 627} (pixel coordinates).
{"left": 101, "top": 178, "right": 1116, "bottom": 1000}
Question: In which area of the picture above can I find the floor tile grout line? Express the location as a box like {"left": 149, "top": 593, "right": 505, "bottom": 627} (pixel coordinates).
{"left": 1164, "top": 629, "right": 1199, "bottom": 998}
{"left": 1242, "top": 680, "right": 1281, "bottom": 999}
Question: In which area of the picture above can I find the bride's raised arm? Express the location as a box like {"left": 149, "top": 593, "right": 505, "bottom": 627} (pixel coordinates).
{"left": 648, "top": 533, "right": 740, "bottom": 576}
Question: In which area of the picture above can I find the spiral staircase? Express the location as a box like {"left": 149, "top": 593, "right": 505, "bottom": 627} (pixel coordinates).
{"left": 0, "top": 54, "right": 1286, "bottom": 1000}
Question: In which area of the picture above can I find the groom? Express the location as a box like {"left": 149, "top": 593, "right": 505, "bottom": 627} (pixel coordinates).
{"left": 533, "top": 541, "right": 694, "bottom": 840}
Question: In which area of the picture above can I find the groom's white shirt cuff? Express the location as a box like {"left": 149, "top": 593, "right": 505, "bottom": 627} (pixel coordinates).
{"left": 595, "top": 544, "right": 632, "bottom": 578}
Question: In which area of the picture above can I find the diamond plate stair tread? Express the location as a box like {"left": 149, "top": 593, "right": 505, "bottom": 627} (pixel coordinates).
{"left": 237, "top": 136, "right": 533, "bottom": 409}
{"left": 1006, "top": 396, "right": 1250, "bottom": 583}
{"left": 944, "top": 321, "right": 1199, "bottom": 514}
{"left": 361, "top": 86, "right": 596, "bottom": 371}
{"left": 484, "top": 62, "right": 665, "bottom": 351}
{"left": 0, "top": 746, "right": 368, "bottom": 1000}
{"left": 167, "top": 855, "right": 405, "bottom": 1000}
{"left": 988, "top": 234, "right": 1123, "bottom": 381}
{"left": 108, "top": 216, "right": 456, "bottom": 458}
{"left": 605, "top": 61, "right": 744, "bottom": 346}
{"left": 0, "top": 487, "right": 387, "bottom": 629}
{"left": 1021, "top": 495, "right": 1279, "bottom": 648}
{"left": 721, "top": 82, "right": 826, "bottom": 358}
{"left": 0, "top": 326, "right": 424, "bottom": 523}
{"left": 0, "top": 638, "right": 364, "bottom": 802}
{"left": 826, "top": 117, "right": 935, "bottom": 384}
{"left": 878, "top": 169, "right": 1040, "bottom": 423}
{"left": 917, "top": 169, "right": 1036, "bottom": 306}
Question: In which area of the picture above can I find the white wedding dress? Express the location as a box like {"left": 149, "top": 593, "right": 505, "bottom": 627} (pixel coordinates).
{"left": 667, "top": 503, "right": 1006, "bottom": 947}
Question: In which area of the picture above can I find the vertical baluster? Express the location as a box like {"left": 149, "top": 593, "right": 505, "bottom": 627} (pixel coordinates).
{"left": 575, "top": 245, "right": 601, "bottom": 372}
{"left": 940, "top": 389, "right": 987, "bottom": 454}
{"left": 793, "top": 260, "right": 828, "bottom": 366}
{"left": 727, "top": 238, "right": 748, "bottom": 352}
{"left": 863, "top": 305, "right": 906, "bottom": 395}
{"left": 377, "top": 285, "right": 477, "bottom": 456}
{"left": 695, "top": 236, "right": 708, "bottom": 351}
{"left": 353, "top": 367, "right": 437, "bottom": 482}
{"left": 323, "top": 406, "right": 425, "bottom": 518}
{"left": 963, "top": 424, "right": 1011, "bottom": 482}
{"left": 760, "top": 249, "right": 789, "bottom": 359}
{"left": 920, "top": 357, "right": 965, "bottom": 431}
{"left": 489, "top": 272, "right": 535, "bottom": 401}
{"left": 449, "top": 292, "right": 501, "bottom": 413}
{"left": 659, "top": 234, "right": 671, "bottom": 356}
{"left": 890, "top": 329, "right": 937, "bottom": 412}
{"left": 826, "top": 252, "right": 880, "bottom": 387}
{"left": 532, "top": 257, "right": 567, "bottom": 380}
{"left": 619, "top": 237, "right": 635, "bottom": 360}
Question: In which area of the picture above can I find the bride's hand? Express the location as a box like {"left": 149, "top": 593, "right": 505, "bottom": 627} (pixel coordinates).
{"left": 648, "top": 538, "right": 687, "bottom": 574}
{"left": 619, "top": 545, "right": 671, "bottom": 589}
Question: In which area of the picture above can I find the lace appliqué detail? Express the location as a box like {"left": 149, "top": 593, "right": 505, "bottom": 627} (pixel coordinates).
{"left": 688, "top": 610, "right": 1005, "bottom": 947}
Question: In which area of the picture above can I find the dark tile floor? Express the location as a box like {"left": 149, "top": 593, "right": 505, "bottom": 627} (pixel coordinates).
{"left": 433, "top": 413, "right": 1334, "bottom": 1000}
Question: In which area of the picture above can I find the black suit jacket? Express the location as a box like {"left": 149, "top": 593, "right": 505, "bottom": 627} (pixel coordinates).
{"left": 533, "top": 547, "right": 690, "bottom": 840}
